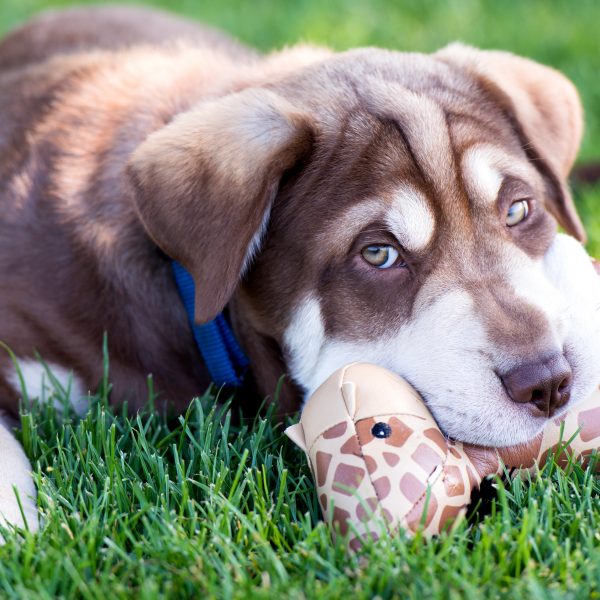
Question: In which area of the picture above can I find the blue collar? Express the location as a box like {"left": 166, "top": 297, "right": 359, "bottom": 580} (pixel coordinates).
{"left": 172, "top": 261, "right": 249, "bottom": 387}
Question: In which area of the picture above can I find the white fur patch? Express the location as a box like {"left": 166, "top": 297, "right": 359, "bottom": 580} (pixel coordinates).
{"left": 461, "top": 144, "right": 542, "bottom": 204}
{"left": 289, "top": 286, "right": 541, "bottom": 445}
{"left": 0, "top": 414, "right": 38, "bottom": 537}
{"left": 7, "top": 360, "right": 88, "bottom": 416}
{"left": 461, "top": 147, "right": 503, "bottom": 205}
{"left": 283, "top": 295, "right": 325, "bottom": 394}
{"left": 386, "top": 185, "right": 435, "bottom": 251}
{"left": 501, "top": 243, "right": 565, "bottom": 351}
{"left": 542, "top": 235, "right": 600, "bottom": 410}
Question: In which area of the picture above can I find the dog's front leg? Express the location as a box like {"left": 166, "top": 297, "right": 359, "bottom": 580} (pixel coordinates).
{"left": 0, "top": 414, "right": 38, "bottom": 539}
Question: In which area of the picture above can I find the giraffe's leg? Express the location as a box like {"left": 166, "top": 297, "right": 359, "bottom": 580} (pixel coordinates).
{"left": 0, "top": 413, "right": 38, "bottom": 538}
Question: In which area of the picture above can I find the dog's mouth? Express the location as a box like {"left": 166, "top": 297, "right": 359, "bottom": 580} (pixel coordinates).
{"left": 408, "top": 363, "right": 579, "bottom": 447}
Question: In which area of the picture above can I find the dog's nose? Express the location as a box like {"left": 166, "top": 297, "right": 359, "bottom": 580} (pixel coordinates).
{"left": 500, "top": 353, "right": 572, "bottom": 416}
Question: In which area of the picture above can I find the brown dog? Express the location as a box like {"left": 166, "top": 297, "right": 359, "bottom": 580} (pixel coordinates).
{"left": 1, "top": 5, "right": 599, "bottom": 531}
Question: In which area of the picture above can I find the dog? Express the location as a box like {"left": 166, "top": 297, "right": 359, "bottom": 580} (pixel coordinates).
{"left": 1, "top": 5, "right": 599, "bottom": 533}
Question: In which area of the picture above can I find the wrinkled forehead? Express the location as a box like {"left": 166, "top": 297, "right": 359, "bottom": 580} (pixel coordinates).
{"left": 276, "top": 69, "right": 546, "bottom": 257}
{"left": 325, "top": 152, "right": 537, "bottom": 241}
{"left": 310, "top": 151, "right": 542, "bottom": 265}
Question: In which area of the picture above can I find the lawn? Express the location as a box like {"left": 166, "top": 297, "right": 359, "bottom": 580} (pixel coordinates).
{"left": 1, "top": 0, "right": 600, "bottom": 598}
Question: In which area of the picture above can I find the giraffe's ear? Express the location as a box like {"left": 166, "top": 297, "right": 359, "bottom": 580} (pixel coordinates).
{"left": 285, "top": 423, "right": 308, "bottom": 452}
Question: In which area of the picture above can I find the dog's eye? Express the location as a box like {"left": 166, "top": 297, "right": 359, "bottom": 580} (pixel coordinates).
{"left": 361, "top": 245, "right": 402, "bottom": 268}
{"left": 506, "top": 199, "right": 529, "bottom": 227}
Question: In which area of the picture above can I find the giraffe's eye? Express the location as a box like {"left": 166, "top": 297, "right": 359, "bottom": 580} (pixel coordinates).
{"left": 371, "top": 422, "right": 392, "bottom": 438}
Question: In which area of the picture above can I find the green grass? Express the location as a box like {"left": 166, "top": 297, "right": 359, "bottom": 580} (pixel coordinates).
{"left": 1, "top": 0, "right": 600, "bottom": 597}
{"left": 0, "top": 370, "right": 599, "bottom": 598}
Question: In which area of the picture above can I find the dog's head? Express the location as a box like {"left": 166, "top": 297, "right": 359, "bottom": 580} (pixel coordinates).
{"left": 128, "top": 43, "right": 600, "bottom": 445}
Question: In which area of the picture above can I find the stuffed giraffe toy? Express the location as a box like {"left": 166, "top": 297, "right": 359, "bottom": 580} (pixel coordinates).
{"left": 285, "top": 363, "right": 600, "bottom": 550}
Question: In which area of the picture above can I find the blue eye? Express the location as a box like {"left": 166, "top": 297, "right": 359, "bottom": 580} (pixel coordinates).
{"left": 506, "top": 199, "right": 529, "bottom": 226}
{"left": 361, "top": 245, "right": 401, "bottom": 268}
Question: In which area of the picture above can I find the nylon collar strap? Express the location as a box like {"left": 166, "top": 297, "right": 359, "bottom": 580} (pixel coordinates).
{"left": 172, "top": 261, "right": 249, "bottom": 387}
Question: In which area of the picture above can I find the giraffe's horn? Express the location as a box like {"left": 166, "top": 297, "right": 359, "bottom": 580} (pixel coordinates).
{"left": 285, "top": 423, "right": 308, "bottom": 452}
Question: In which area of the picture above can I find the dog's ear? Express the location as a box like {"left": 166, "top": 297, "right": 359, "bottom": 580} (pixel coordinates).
{"left": 437, "top": 43, "right": 585, "bottom": 242}
{"left": 128, "top": 88, "right": 314, "bottom": 323}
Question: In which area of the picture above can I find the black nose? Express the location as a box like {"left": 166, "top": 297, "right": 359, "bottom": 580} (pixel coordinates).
{"left": 500, "top": 353, "right": 572, "bottom": 416}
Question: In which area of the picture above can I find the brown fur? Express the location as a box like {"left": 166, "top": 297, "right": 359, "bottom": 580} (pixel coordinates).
{"left": 0, "top": 6, "right": 585, "bottom": 417}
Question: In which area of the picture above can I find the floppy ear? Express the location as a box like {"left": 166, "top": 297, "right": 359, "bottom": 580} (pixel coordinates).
{"left": 436, "top": 43, "right": 585, "bottom": 242}
{"left": 127, "top": 88, "right": 314, "bottom": 323}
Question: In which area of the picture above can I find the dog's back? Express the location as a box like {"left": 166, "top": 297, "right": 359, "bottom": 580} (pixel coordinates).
{"left": 0, "top": 7, "right": 253, "bottom": 414}
{"left": 0, "top": 5, "right": 253, "bottom": 73}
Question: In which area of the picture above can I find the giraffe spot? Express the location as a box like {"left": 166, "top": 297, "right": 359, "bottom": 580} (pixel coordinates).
{"left": 385, "top": 417, "right": 414, "bottom": 448}
{"left": 383, "top": 452, "right": 400, "bottom": 467}
{"left": 439, "top": 503, "right": 466, "bottom": 532}
{"left": 405, "top": 491, "right": 438, "bottom": 532}
{"left": 372, "top": 476, "right": 391, "bottom": 500}
{"left": 319, "top": 493, "right": 328, "bottom": 512}
{"left": 424, "top": 428, "right": 448, "bottom": 454}
{"left": 382, "top": 508, "right": 394, "bottom": 524}
{"left": 400, "top": 472, "right": 426, "bottom": 504}
{"left": 316, "top": 451, "right": 333, "bottom": 487}
{"left": 364, "top": 455, "right": 378, "bottom": 475}
{"left": 349, "top": 537, "right": 362, "bottom": 552}
{"left": 332, "top": 506, "right": 351, "bottom": 536}
{"left": 356, "top": 497, "right": 379, "bottom": 522}
{"left": 332, "top": 463, "right": 365, "bottom": 495}
{"left": 355, "top": 418, "right": 377, "bottom": 446}
{"left": 443, "top": 466, "right": 465, "bottom": 497}
{"left": 411, "top": 443, "right": 443, "bottom": 475}
{"left": 323, "top": 421, "right": 348, "bottom": 439}
{"left": 578, "top": 407, "right": 600, "bottom": 442}
{"left": 449, "top": 447, "right": 462, "bottom": 459}
{"left": 349, "top": 531, "right": 379, "bottom": 552}
{"left": 340, "top": 434, "right": 361, "bottom": 456}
